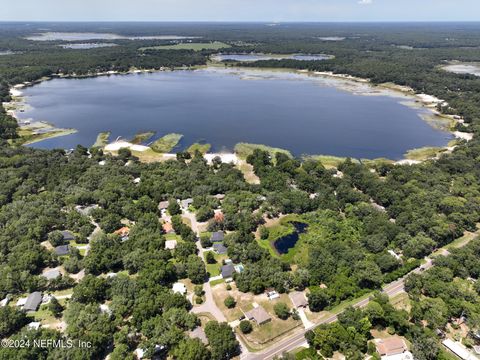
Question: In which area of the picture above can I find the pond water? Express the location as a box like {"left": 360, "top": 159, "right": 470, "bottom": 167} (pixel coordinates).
{"left": 273, "top": 222, "right": 308, "bottom": 255}
{"left": 59, "top": 43, "right": 119, "bottom": 49}
{"left": 25, "top": 32, "right": 199, "bottom": 41}
{"left": 443, "top": 63, "right": 480, "bottom": 77}
{"left": 18, "top": 68, "right": 452, "bottom": 158}
{"left": 212, "top": 53, "right": 332, "bottom": 62}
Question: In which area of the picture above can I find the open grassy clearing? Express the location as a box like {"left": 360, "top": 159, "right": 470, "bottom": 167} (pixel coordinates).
{"left": 204, "top": 251, "right": 226, "bottom": 277}
{"left": 187, "top": 142, "right": 211, "bottom": 154}
{"left": 12, "top": 127, "right": 77, "bottom": 146}
{"left": 139, "top": 41, "right": 230, "bottom": 51}
{"left": 150, "top": 133, "right": 183, "bottom": 153}
{"left": 235, "top": 142, "right": 292, "bottom": 160}
{"left": 237, "top": 160, "right": 260, "bottom": 184}
{"left": 404, "top": 146, "right": 446, "bottom": 161}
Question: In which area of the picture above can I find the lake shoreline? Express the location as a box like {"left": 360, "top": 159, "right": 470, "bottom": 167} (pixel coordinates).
{"left": 6, "top": 64, "right": 471, "bottom": 164}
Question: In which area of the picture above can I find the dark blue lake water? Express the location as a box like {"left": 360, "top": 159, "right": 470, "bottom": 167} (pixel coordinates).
{"left": 19, "top": 68, "right": 452, "bottom": 159}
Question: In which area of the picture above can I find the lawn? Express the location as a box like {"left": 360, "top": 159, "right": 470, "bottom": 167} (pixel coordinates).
{"left": 150, "top": 133, "right": 183, "bottom": 153}
{"left": 139, "top": 41, "right": 230, "bottom": 51}
{"left": 203, "top": 251, "right": 226, "bottom": 277}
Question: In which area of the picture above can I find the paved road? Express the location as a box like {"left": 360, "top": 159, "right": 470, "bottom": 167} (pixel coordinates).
{"left": 242, "top": 258, "right": 434, "bottom": 360}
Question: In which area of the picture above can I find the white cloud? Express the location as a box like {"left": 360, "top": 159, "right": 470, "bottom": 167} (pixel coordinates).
{"left": 358, "top": 0, "right": 373, "bottom": 4}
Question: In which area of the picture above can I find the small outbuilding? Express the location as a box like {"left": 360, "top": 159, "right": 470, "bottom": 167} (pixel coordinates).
{"left": 165, "top": 240, "right": 178, "bottom": 250}
{"left": 289, "top": 291, "right": 308, "bottom": 309}
{"left": 23, "top": 292, "right": 43, "bottom": 312}
{"left": 244, "top": 306, "right": 271, "bottom": 325}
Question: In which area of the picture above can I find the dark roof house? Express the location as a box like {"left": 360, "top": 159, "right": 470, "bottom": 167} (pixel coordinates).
{"left": 213, "top": 243, "right": 228, "bottom": 254}
{"left": 61, "top": 231, "right": 75, "bottom": 241}
{"left": 189, "top": 327, "right": 209, "bottom": 345}
{"left": 23, "top": 292, "right": 42, "bottom": 312}
{"left": 54, "top": 245, "right": 70, "bottom": 256}
{"left": 221, "top": 264, "right": 235, "bottom": 279}
{"left": 210, "top": 231, "right": 225, "bottom": 242}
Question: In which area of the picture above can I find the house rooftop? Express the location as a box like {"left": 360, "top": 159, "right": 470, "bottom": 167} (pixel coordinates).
{"left": 210, "top": 231, "right": 225, "bottom": 242}
{"left": 221, "top": 264, "right": 235, "bottom": 279}
{"left": 181, "top": 198, "right": 193, "bottom": 208}
{"left": 244, "top": 306, "right": 271, "bottom": 325}
{"left": 54, "top": 245, "right": 70, "bottom": 256}
{"left": 165, "top": 240, "right": 178, "bottom": 250}
{"left": 289, "top": 291, "right": 308, "bottom": 308}
{"left": 61, "top": 230, "right": 75, "bottom": 241}
{"left": 376, "top": 337, "right": 408, "bottom": 356}
{"left": 172, "top": 282, "right": 187, "bottom": 295}
{"left": 42, "top": 268, "right": 61, "bottom": 280}
{"left": 24, "top": 292, "right": 42, "bottom": 312}
{"left": 158, "top": 201, "right": 169, "bottom": 210}
{"left": 162, "top": 222, "right": 175, "bottom": 234}
{"left": 213, "top": 243, "right": 227, "bottom": 254}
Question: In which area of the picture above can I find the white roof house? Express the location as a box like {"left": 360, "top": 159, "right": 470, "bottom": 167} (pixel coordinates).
{"left": 172, "top": 282, "right": 187, "bottom": 295}
{"left": 442, "top": 339, "right": 479, "bottom": 360}
{"left": 165, "top": 240, "right": 178, "bottom": 250}
{"left": 16, "top": 297, "right": 27, "bottom": 307}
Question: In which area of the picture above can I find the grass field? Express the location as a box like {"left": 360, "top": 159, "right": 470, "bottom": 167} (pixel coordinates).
{"left": 187, "top": 142, "right": 211, "bottom": 154}
{"left": 235, "top": 142, "right": 292, "bottom": 160}
{"left": 130, "top": 131, "right": 155, "bottom": 144}
{"left": 150, "top": 133, "right": 183, "bottom": 153}
{"left": 404, "top": 146, "right": 445, "bottom": 161}
{"left": 139, "top": 41, "right": 230, "bottom": 51}
{"left": 93, "top": 131, "right": 111, "bottom": 147}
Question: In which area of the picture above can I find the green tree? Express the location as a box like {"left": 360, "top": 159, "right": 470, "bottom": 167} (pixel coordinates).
{"left": 168, "top": 199, "right": 182, "bottom": 215}
{"left": 173, "top": 338, "right": 211, "bottom": 360}
{"left": 205, "top": 321, "right": 240, "bottom": 360}
{"left": 224, "top": 296, "right": 236, "bottom": 309}
{"left": 274, "top": 302, "right": 290, "bottom": 320}
{"left": 239, "top": 320, "right": 253, "bottom": 334}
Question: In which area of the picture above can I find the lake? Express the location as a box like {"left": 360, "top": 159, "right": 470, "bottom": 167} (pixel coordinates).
{"left": 18, "top": 68, "right": 452, "bottom": 159}
{"left": 212, "top": 53, "right": 332, "bottom": 62}
{"left": 25, "top": 32, "right": 199, "bottom": 41}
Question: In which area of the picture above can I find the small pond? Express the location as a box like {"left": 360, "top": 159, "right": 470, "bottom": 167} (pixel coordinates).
{"left": 273, "top": 222, "right": 308, "bottom": 255}
{"left": 59, "top": 43, "right": 118, "bottom": 49}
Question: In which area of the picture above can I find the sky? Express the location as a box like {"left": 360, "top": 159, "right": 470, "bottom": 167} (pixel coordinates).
{"left": 1, "top": 0, "right": 479, "bottom": 22}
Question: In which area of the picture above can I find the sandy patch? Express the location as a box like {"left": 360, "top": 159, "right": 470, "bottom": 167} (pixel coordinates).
{"left": 204, "top": 153, "right": 239, "bottom": 165}
{"left": 104, "top": 141, "right": 149, "bottom": 152}
{"left": 453, "top": 131, "right": 474, "bottom": 141}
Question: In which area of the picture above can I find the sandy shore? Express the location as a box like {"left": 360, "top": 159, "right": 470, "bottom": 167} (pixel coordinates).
{"left": 104, "top": 141, "right": 150, "bottom": 152}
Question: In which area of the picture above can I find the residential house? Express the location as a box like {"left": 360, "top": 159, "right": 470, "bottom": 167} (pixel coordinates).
{"left": 289, "top": 291, "right": 308, "bottom": 308}
{"left": 221, "top": 264, "right": 235, "bottom": 279}
{"left": 162, "top": 222, "right": 175, "bottom": 234}
{"left": 210, "top": 231, "right": 225, "bottom": 242}
{"left": 42, "top": 268, "right": 61, "bottom": 281}
{"left": 244, "top": 306, "right": 272, "bottom": 325}
{"left": 23, "top": 292, "right": 43, "bottom": 312}
{"left": 54, "top": 245, "right": 70, "bottom": 256}
{"left": 213, "top": 243, "right": 227, "bottom": 255}
{"left": 114, "top": 227, "right": 130, "bottom": 241}
{"left": 442, "top": 339, "right": 478, "bottom": 360}
{"left": 158, "top": 201, "right": 169, "bottom": 211}
{"left": 375, "top": 337, "right": 412, "bottom": 360}
{"left": 61, "top": 231, "right": 75, "bottom": 241}
{"left": 181, "top": 198, "right": 193, "bottom": 209}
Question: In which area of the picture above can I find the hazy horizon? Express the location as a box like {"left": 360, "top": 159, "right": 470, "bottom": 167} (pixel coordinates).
{"left": 2, "top": 0, "right": 479, "bottom": 23}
